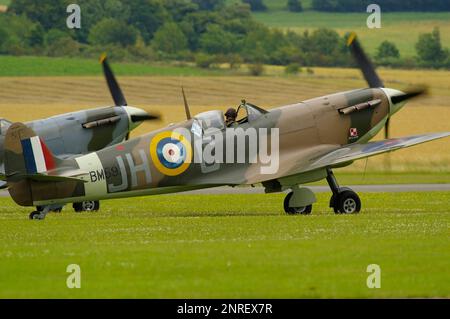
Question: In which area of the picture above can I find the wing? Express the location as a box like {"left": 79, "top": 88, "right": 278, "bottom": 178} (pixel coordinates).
{"left": 304, "top": 132, "right": 450, "bottom": 172}
{"left": 244, "top": 132, "right": 450, "bottom": 185}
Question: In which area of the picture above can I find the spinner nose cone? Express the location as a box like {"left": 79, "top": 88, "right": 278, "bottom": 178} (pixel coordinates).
{"left": 381, "top": 88, "right": 406, "bottom": 116}
{"left": 125, "top": 106, "right": 158, "bottom": 131}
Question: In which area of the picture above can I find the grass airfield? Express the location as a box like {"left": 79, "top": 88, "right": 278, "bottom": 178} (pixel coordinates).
{"left": 0, "top": 191, "right": 449, "bottom": 298}
{"left": 0, "top": 61, "right": 449, "bottom": 298}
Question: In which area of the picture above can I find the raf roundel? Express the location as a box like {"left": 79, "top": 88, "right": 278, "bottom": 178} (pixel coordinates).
{"left": 150, "top": 131, "right": 192, "bottom": 176}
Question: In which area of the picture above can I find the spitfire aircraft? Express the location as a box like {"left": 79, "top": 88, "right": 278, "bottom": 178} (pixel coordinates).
{"left": 3, "top": 34, "right": 450, "bottom": 219}
{"left": 0, "top": 55, "right": 158, "bottom": 212}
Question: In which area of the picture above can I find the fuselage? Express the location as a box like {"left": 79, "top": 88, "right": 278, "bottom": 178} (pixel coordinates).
{"left": 8, "top": 88, "right": 394, "bottom": 207}
{"left": 0, "top": 105, "right": 148, "bottom": 175}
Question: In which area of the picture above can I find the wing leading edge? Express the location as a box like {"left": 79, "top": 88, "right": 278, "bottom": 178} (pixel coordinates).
{"left": 305, "top": 132, "right": 450, "bottom": 172}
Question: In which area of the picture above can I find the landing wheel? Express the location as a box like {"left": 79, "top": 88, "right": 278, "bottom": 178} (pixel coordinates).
{"left": 29, "top": 211, "right": 40, "bottom": 220}
{"left": 326, "top": 169, "right": 361, "bottom": 214}
{"left": 283, "top": 192, "right": 312, "bottom": 215}
{"left": 332, "top": 190, "right": 361, "bottom": 214}
{"left": 73, "top": 201, "right": 100, "bottom": 212}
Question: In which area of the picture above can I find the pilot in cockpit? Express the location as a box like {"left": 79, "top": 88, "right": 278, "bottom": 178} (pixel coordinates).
{"left": 225, "top": 108, "right": 237, "bottom": 127}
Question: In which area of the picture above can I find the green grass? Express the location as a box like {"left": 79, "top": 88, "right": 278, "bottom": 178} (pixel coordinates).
{"left": 253, "top": 11, "right": 450, "bottom": 57}
{"left": 310, "top": 171, "right": 450, "bottom": 185}
{"left": 0, "top": 191, "right": 448, "bottom": 298}
{"left": 0, "top": 56, "right": 228, "bottom": 77}
{"left": 0, "top": 0, "right": 9, "bottom": 6}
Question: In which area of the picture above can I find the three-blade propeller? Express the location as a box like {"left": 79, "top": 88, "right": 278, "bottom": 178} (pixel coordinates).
{"left": 346, "top": 32, "right": 427, "bottom": 139}
{"left": 99, "top": 54, "right": 160, "bottom": 140}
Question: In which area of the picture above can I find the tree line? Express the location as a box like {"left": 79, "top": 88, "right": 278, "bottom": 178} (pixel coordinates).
{"left": 0, "top": 0, "right": 448, "bottom": 71}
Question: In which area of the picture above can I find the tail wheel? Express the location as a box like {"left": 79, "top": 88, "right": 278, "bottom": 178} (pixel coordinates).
{"left": 283, "top": 192, "right": 312, "bottom": 215}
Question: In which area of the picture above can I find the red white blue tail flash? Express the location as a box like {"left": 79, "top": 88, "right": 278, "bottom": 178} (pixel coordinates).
{"left": 21, "top": 136, "right": 55, "bottom": 174}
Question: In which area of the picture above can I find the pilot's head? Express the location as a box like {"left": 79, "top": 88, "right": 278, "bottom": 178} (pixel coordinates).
{"left": 225, "top": 108, "right": 237, "bottom": 121}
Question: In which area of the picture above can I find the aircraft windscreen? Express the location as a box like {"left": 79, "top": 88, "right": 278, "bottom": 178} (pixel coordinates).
{"left": 194, "top": 110, "right": 225, "bottom": 131}
{"left": 0, "top": 119, "right": 12, "bottom": 135}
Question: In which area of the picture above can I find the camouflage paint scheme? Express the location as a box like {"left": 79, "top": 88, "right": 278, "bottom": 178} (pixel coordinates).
{"left": 0, "top": 105, "right": 149, "bottom": 175}
{"left": 5, "top": 87, "right": 449, "bottom": 208}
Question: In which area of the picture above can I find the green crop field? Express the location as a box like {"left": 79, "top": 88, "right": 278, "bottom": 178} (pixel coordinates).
{"left": 253, "top": 11, "right": 450, "bottom": 58}
{"left": 0, "top": 191, "right": 448, "bottom": 298}
{"left": 0, "top": 56, "right": 228, "bottom": 77}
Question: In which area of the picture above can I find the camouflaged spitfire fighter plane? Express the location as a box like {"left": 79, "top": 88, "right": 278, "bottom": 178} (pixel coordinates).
{"left": 0, "top": 55, "right": 158, "bottom": 212}
{"left": 3, "top": 34, "right": 450, "bottom": 219}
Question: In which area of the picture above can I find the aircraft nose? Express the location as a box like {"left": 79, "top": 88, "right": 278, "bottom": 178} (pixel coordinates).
{"left": 382, "top": 88, "right": 407, "bottom": 116}
{"left": 125, "top": 106, "right": 157, "bottom": 130}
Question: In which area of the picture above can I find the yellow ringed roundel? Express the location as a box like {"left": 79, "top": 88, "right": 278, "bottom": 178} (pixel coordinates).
{"left": 150, "top": 131, "right": 192, "bottom": 176}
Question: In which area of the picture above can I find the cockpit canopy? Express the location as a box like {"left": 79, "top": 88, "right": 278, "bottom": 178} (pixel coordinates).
{"left": 191, "top": 102, "right": 268, "bottom": 137}
{"left": 237, "top": 102, "right": 268, "bottom": 123}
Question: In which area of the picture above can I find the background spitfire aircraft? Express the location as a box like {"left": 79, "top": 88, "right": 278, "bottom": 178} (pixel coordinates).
{"left": 0, "top": 55, "right": 159, "bottom": 212}
{"left": 3, "top": 34, "right": 450, "bottom": 220}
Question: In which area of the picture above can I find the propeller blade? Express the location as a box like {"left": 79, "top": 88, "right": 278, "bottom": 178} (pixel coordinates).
{"left": 100, "top": 54, "right": 127, "bottom": 107}
{"left": 130, "top": 114, "right": 160, "bottom": 122}
{"left": 181, "top": 87, "right": 192, "bottom": 120}
{"left": 384, "top": 117, "right": 390, "bottom": 139}
{"left": 347, "top": 32, "right": 384, "bottom": 88}
{"left": 390, "top": 86, "right": 428, "bottom": 104}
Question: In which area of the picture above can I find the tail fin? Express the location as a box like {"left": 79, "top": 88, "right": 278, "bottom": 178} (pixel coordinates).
{"left": 4, "top": 123, "right": 63, "bottom": 206}
{"left": 4, "top": 123, "right": 60, "bottom": 180}
{"left": 21, "top": 136, "right": 57, "bottom": 174}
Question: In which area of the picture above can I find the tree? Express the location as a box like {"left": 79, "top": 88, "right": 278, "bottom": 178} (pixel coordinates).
{"left": 127, "top": 0, "right": 168, "bottom": 43}
{"left": 73, "top": 0, "right": 131, "bottom": 43}
{"left": 46, "top": 29, "right": 69, "bottom": 46}
{"left": 199, "top": 24, "right": 237, "bottom": 55}
{"left": 163, "top": 0, "right": 198, "bottom": 22}
{"left": 248, "top": 63, "right": 265, "bottom": 76}
{"left": 310, "top": 28, "right": 340, "bottom": 55}
{"left": 0, "top": 13, "right": 41, "bottom": 54}
{"left": 152, "top": 22, "right": 188, "bottom": 54}
{"left": 287, "top": 0, "right": 303, "bottom": 12}
{"left": 28, "top": 24, "right": 45, "bottom": 47}
{"left": 9, "top": 0, "right": 66, "bottom": 30}
{"left": 0, "top": 26, "right": 9, "bottom": 53}
{"left": 285, "top": 63, "right": 301, "bottom": 74}
{"left": 415, "top": 27, "right": 448, "bottom": 67}
{"left": 195, "top": 52, "right": 216, "bottom": 68}
{"left": 376, "top": 41, "right": 400, "bottom": 59}
{"left": 193, "top": 0, "right": 225, "bottom": 11}
{"left": 89, "top": 18, "right": 139, "bottom": 47}
{"left": 243, "top": 0, "right": 267, "bottom": 12}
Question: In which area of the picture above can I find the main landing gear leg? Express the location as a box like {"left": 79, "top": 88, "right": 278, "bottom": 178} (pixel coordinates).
{"left": 326, "top": 168, "right": 361, "bottom": 214}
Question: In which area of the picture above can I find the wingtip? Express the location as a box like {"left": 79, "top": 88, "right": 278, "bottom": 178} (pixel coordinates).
{"left": 346, "top": 32, "right": 357, "bottom": 46}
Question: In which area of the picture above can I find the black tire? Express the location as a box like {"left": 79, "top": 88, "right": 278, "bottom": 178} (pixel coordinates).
{"left": 336, "top": 190, "right": 361, "bottom": 214}
{"left": 29, "top": 211, "right": 40, "bottom": 220}
{"left": 283, "top": 192, "right": 313, "bottom": 215}
{"left": 329, "top": 194, "right": 340, "bottom": 214}
{"left": 73, "top": 202, "right": 82, "bottom": 212}
{"left": 73, "top": 201, "right": 100, "bottom": 212}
